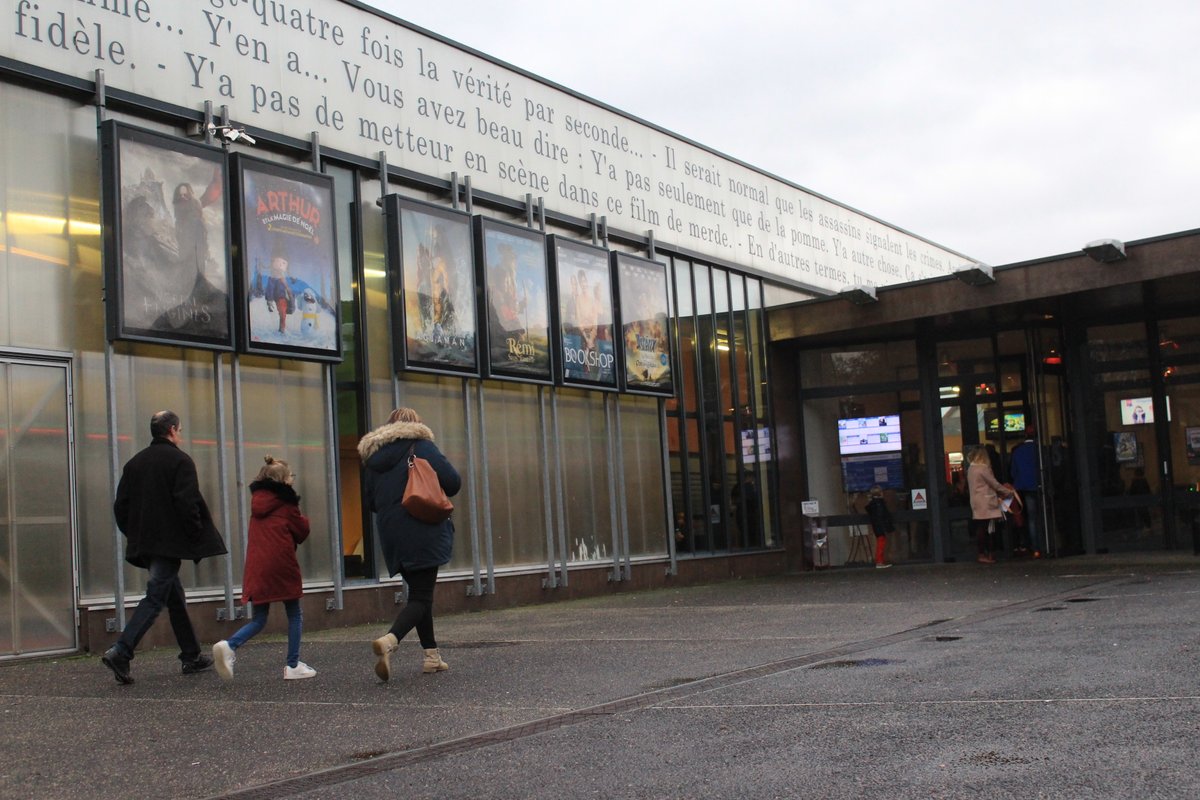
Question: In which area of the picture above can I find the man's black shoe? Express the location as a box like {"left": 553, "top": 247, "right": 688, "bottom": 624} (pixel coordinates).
{"left": 182, "top": 654, "right": 214, "bottom": 675}
{"left": 102, "top": 646, "right": 134, "bottom": 685}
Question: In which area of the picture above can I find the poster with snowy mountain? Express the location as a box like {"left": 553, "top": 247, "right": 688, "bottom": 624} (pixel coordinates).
{"left": 233, "top": 156, "right": 341, "bottom": 362}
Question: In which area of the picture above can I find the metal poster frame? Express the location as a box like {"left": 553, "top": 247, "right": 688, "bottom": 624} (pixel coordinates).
{"left": 231, "top": 154, "right": 342, "bottom": 362}
{"left": 100, "top": 120, "right": 234, "bottom": 351}
{"left": 474, "top": 216, "right": 553, "bottom": 384}
{"left": 613, "top": 251, "right": 676, "bottom": 397}
{"left": 383, "top": 194, "right": 480, "bottom": 377}
{"left": 548, "top": 235, "right": 618, "bottom": 392}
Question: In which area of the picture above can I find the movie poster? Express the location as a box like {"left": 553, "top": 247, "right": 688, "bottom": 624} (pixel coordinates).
{"left": 551, "top": 237, "right": 616, "bottom": 390}
{"left": 478, "top": 218, "right": 551, "bottom": 382}
{"left": 615, "top": 252, "right": 674, "bottom": 396}
{"left": 386, "top": 196, "right": 478, "bottom": 375}
{"left": 101, "top": 121, "right": 233, "bottom": 349}
{"left": 234, "top": 156, "right": 341, "bottom": 361}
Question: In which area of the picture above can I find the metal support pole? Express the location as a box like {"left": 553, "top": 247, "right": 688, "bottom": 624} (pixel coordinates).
{"left": 660, "top": 399, "right": 677, "bottom": 574}
{"left": 231, "top": 355, "right": 249, "bottom": 579}
{"left": 604, "top": 395, "right": 622, "bottom": 581}
{"left": 463, "top": 175, "right": 473, "bottom": 215}
{"left": 475, "top": 380, "right": 494, "bottom": 594}
{"left": 95, "top": 68, "right": 128, "bottom": 628}
{"left": 324, "top": 364, "right": 344, "bottom": 610}
{"left": 213, "top": 353, "right": 235, "bottom": 621}
{"left": 551, "top": 388, "right": 569, "bottom": 586}
{"left": 538, "top": 387, "right": 557, "bottom": 588}
{"left": 463, "top": 380, "right": 483, "bottom": 597}
{"left": 614, "top": 397, "right": 632, "bottom": 580}
{"left": 525, "top": 193, "right": 535, "bottom": 229}
{"left": 450, "top": 171, "right": 459, "bottom": 210}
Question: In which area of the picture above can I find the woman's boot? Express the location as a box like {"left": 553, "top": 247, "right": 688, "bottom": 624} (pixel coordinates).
{"left": 422, "top": 647, "right": 449, "bottom": 673}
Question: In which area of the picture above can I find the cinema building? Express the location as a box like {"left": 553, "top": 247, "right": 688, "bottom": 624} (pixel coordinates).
{"left": 1, "top": 1, "right": 1194, "bottom": 661}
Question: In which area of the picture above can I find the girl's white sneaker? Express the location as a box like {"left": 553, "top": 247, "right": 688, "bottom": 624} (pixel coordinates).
{"left": 213, "top": 640, "right": 235, "bottom": 681}
{"left": 284, "top": 661, "right": 316, "bottom": 680}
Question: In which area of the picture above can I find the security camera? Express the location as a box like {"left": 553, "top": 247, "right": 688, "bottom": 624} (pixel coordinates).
{"left": 228, "top": 128, "right": 256, "bottom": 145}
{"left": 207, "top": 124, "right": 256, "bottom": 146}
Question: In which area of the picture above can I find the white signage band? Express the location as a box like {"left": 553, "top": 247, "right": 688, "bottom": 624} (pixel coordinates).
{"left": 4, "top": 0, "right": 971, "bottom": 290}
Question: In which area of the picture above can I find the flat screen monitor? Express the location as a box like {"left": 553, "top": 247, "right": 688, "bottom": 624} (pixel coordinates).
{"left": 837, "top": 414, "right": 901, "bottom": 455}
{"left": 984, "top": 408, "right": 1026, "bottom": 439}
{"left": 741, "top": 427, "right": 772, "bottom": 464}
{"left": 1119, "top": 396, "right": 1154, "bottom": 425}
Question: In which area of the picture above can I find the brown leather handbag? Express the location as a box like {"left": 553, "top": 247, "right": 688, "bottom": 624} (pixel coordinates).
{"left": 401, "top": 445, "right": 454, "bottom": 523}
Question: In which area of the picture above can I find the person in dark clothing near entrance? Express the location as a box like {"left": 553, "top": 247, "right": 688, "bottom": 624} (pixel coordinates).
{"left": 1009, "top": 427, "right": 1042, "bottom": 555}
{"left": 865, "top": 485, "right": 894, "bottom": 568}
{"left": 102, "top": 410, "right": 227, "bottom": 684}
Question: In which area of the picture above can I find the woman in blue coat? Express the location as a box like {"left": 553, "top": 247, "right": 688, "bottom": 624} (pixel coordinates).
{"left": 358, "top": 407, "right": 462, "bottom": 682}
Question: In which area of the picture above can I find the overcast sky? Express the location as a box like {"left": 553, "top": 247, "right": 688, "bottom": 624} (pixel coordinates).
{"left": 367, "top": 1, "right": 1197, "bottom": 267}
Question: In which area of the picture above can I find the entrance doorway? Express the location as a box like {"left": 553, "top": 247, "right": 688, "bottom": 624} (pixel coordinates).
{"left": 935, "top": 329, "right": 1070, "bottom": 560}
{"left": 0, "top": 356, "right": 76, "bottom": 658}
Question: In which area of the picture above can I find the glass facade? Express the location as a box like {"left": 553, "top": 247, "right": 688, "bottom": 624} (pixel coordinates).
{"left": 0, "top": 74, "right": 784, "bottom": 657}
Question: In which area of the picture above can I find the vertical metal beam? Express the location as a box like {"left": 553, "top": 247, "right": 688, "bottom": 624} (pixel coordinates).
{"left": 310, "top": 131, "right": 321, "bottom": 171}
{"left": 324, "top": 364, "right": 344, "bottom": 610}
{"left": 213, "top": 353, "right": 235, "bottom": 621}
{"left": 474, "top": 380, "right": 494, "bottom": 594}
{"left": 231, "top": 355, "right": 249, "bottom": 579}
{"left": 613, "top": 397, "right": 631, "bottom": 580}
{"left": 551, "top": 388, "right": 569, "bottom": 586}
{"left": 525, "top": 193, "right": 535, "bottom": 229}
{"left": 449, "top": 171, "right": 459, "bottom": 211}
{"left": 95, "top": 68, "right": 128, "bottom": 628}
{"left": 462, "top": 380, "right": 483, "bottom": 597}
{"left": 660, "top": 398, "right": 677, "bottom": 574}
{"left": 538, "top": 387, "right": 557, "bottom": 588}
{"left": 604, "top": 394, "right": 622, "bottom": 581}
{"left": 463, "top": 176, "right": 473, "bottom": 215}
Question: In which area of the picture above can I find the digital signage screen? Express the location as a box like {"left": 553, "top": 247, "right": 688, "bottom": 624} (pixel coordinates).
{"left": 837, "top": 414, "right": 901, "bottom": 456}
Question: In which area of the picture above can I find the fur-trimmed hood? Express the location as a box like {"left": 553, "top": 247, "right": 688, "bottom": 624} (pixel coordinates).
{"left": 357, "top": 420, "right": 434, "bottom": 463}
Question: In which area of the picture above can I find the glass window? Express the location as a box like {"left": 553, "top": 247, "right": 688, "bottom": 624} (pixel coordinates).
{"left": 801, "top": 341, "right": 918, "bottom": 388}
{"left": 482, "top": 381, "right": 550, "bottom": 568}
{"left": 620, "top": 395, "right": 669, "bottom": 557}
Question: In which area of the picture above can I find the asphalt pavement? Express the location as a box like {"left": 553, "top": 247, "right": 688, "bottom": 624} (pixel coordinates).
{"left": 1, "top": 552, "right": 1198, "bottom": 799}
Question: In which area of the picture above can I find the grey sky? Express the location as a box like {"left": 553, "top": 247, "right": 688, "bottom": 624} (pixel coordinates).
{"left": 368, "top": 1, "right": 1197, "bottom": 267}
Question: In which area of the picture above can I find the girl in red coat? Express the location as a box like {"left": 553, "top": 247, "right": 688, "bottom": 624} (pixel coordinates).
{"left": 213, "top": 456, "right": 313, "bottom": 680}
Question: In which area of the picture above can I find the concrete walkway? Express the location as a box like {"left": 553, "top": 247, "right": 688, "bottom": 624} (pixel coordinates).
{"left": 2, "top": 553, "right": 1197, "bottom": 799}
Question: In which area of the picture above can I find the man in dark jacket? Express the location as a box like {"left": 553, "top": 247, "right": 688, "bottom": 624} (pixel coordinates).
{"left": 102, "top": 410, "right": 227, "bottom": 684}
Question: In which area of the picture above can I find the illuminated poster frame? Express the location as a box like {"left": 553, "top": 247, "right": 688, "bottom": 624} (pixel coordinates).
{"left": 613, "top": 251, "right": 675, "bottom": 397}
{"left": 475, "top": 216, "right": 553, "bottom": 384}
{"left": 232, "top": 155, "right": 342, "bottom": 362}
{"left": 384, "top": 195, "right": 479, "bottom": 377}
{"left": 549, "top": 235, "right": 617, "bottom": 391}
{"left": 100, "top": 120, "right": 234, "bottom": 350}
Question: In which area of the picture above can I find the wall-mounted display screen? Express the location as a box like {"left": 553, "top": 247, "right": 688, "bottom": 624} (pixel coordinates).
{"left": 984, "top": 408, "right": 1026, "bottom": 439}
{"left": 1119, "top": 396, "right": 1154, "bottom": 425}
{"left": 741, "top": 427, "right": 772, "bottom": 464}
{"left": 837, "top": 414, "right": 901, "bottom": 455}
{"left": 842, "top": 454, "right": 905, "bottom": 492}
